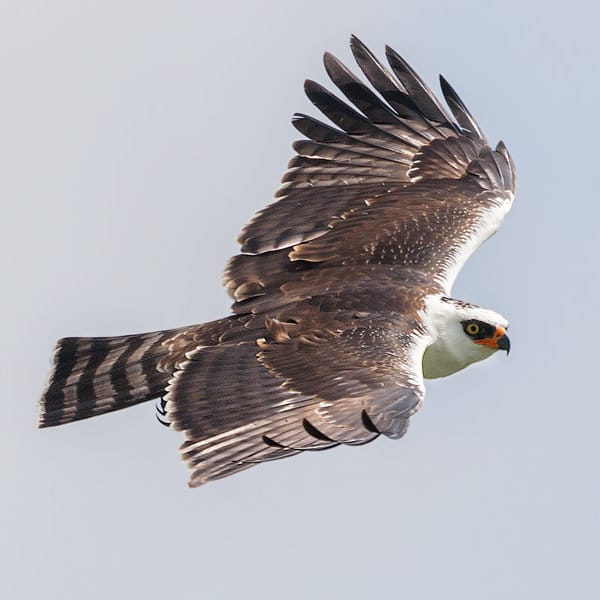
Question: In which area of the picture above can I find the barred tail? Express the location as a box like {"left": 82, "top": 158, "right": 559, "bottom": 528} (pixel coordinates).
{"left": 39, "top": 328, "right": 183, "bottom": 428}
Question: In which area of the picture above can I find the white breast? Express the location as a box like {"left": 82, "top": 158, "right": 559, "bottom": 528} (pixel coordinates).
{"left": 422, "top": 335, "right": 495, "bottom": 379}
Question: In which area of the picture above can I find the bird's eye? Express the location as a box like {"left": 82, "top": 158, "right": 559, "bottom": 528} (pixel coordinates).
{"left": 466, "top": 323, "right": 480, "bottom": 336}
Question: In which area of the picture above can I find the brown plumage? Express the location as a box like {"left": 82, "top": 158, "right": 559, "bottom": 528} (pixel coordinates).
{"left": 39, "top": 37, "right": 515, "bottom": 486}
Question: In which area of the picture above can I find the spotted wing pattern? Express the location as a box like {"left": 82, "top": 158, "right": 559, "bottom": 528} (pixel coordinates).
{"left": 165, "top": 277, "right": 431, "bottom": 486}
{"left": 225, "top": 36, "right": 515, "bottom": 303}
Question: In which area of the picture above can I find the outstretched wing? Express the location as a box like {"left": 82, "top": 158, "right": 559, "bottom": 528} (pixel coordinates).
{"left": 224, "top": 36, "right": 515, "bottom": 303}
{"left": 165, "top": 279, "right": 433, "bottom": 486}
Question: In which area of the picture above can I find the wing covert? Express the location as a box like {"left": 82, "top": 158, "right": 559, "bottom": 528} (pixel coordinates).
{"left": 226, "top": 37, "right": 515, "bottom": 302}
{"left": 164, "top": 285, "right": 433, "bottom": 486}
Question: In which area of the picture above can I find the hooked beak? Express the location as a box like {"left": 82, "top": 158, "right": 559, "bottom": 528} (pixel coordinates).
{"left": 496, "top": 333, "right": 510, "bottom": 355}
{"left": 475, "top": 326, "right": 510, "bottom": 355}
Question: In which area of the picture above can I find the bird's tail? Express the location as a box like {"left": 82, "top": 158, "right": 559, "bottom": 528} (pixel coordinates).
{"left": 39, "top": 328, "right": 184, "bottom": 428}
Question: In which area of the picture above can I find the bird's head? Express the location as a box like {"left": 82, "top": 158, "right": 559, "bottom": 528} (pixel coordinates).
{"left": 423, "top": 297, "right": 510, "bottom": 379}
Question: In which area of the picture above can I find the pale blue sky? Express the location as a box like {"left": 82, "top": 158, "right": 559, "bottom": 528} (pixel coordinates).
{"left": 2, "top": 1, "right": 599, "bottom": 598}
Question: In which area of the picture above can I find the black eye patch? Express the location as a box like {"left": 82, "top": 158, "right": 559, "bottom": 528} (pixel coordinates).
{"left": 461, "top": 319, "right": 495, "bottom": 340}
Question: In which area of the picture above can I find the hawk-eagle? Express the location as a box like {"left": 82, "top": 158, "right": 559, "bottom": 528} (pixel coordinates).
{"left": 40, "top": 37, "right": 515, "bottom": 487}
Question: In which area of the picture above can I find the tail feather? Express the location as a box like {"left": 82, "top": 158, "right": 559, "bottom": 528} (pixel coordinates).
{"left": 39, "top": 329, "right": 183, "bottom": 428}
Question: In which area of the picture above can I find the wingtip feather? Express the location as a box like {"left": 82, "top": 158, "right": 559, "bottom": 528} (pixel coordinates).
{"left": 439, "top": 73, "right": 485, "bottom": 140}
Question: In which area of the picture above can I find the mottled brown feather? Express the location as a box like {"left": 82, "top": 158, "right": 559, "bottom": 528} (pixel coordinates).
{"left": 39, "top": 38, "right": 516, "bottom": 488}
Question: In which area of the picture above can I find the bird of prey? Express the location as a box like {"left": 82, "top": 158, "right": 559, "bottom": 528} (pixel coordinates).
{"left": 39, "top": 37, "right": 515, "bottom": 487}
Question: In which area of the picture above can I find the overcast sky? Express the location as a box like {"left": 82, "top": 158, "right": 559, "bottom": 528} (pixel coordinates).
{"left": 2, "top": 1, "right": 600, "bottom": 599}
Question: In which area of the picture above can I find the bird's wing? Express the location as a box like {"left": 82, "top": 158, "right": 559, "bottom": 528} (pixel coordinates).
{"left": 225, "top": 36, "right": 515, "bottom": 301}
{"left": 164, "top": 280, "right": 433, "bottom": 486}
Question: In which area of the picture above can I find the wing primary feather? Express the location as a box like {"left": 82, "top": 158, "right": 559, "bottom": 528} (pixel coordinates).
{"left": 385, "top": 45, "right": 456, "bottom": 126}
{"left": 350, "top": 35, "right": 425, "bottom": 120}
{"left": 439, "top": 74, "right": 485, "bottom": 141}
{"left": 304, "top": 79, "right": 372, "bottom": 134}
{"left": 495, "top": 140, "right": 517, "bottom": 191}
{"left": 291, "top": 114, "right": 418, "bottom": 161}
{"left": 292, "top": 140, "right": 407, "bottom": 167}
{"left": 361, "top": 409, "right": 380, "bottom": 433}
{"left": 323, "top": 51, "right": 400, "bottom": 125}
{"left": 292, "top": 113, "right": 348, "bottom": 143}
{"left": 262, "top": 433, "right": 340, "bottom": 452}
{"left": 344, "top": 433, "right": 380, "bottom": 446}
{"left": 302, "top": 417, "right": 337, "bottom": 442}
{"left": 323, "top": 48, "right": 444, "bottom": 145}
{"left": 303, "top": 79, "right": 427, "bottom": 151}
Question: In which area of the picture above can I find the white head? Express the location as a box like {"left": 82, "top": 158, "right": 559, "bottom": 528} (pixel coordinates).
{"left": 422, "top": 297, "right": 510, "bottom": 379}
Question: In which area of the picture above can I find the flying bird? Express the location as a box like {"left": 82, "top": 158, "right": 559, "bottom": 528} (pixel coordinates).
{"left": 39, "top": 37, "right": 515, "bottom": 487}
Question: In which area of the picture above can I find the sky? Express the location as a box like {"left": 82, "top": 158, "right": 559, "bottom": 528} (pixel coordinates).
{"left": 2, "top": 1, "right": 599, "bottom": 598}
